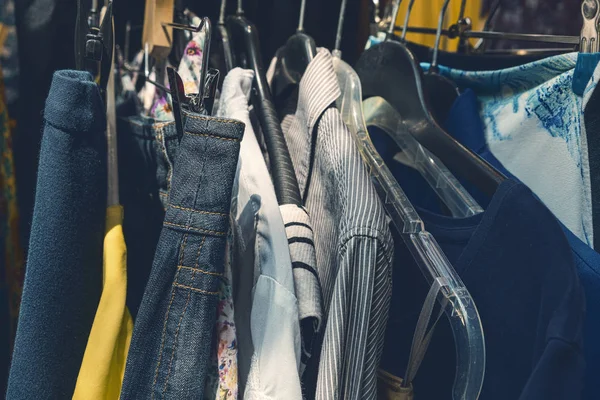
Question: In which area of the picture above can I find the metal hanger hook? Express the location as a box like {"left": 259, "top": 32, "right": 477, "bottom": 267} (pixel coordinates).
{"left": 387, "top": 0, "right": 403, "bottom": 37}
{"left": 432, "top": 0, "right": 452, "bottom": 70}
{"left": 334, "top": 0, "right": 348, "bottom": 52}
{"left": 298, "top": 0, "right": 307, "bottom": 32}
{"left": 219, "top": 0, "right": 228, "bottom": 24}
{"left": 401, "top": 0, "right": 416, "bottom": 41}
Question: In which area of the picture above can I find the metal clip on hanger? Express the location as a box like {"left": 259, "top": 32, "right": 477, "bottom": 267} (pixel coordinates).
{"left": 75, "top": 0, "right": 114, "bottom": 97}
{"left": 165, "top": 17, "right": 220, "bottom": 139}
{"left": 334, "top": 1, "right": 485, "bottom": 397}
{"left": 580, "top": 0, "right": 600, "bottom": 53}
{"left": 226, "top": 0, "right": 303, "bottom": 206}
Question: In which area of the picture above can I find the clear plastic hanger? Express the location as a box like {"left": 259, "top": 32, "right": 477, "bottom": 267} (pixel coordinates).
{"left": 363, "top": 96, "right": 483, "bottom": 218}
{"left": 364, "top": 0, "right": 482, "bottom": 218}
{"left": 332, "top": 0, "right": 485, "bottom": 398}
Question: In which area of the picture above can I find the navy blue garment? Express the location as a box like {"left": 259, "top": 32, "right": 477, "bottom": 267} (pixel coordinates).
{"left": 7, "top": 70, "right": 106, "bottom": 399}
{"left": 119, "top": 112, "right": 244, "bottom": 399}
{"left": 376, "top": 177, "right": 585, "bottom": 399}
{"left": 370, "top": 111, "right": 585, "bottom": 398}
{"left": 444, "top": 89, "right": 600, "bottom": 399}
{"left": 116, "top": 92, "right": 180, "bottom": 320}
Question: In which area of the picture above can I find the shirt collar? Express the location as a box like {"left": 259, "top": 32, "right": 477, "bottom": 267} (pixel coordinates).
{"left": 295, "top": 48, "right": 342, "bottom": 133}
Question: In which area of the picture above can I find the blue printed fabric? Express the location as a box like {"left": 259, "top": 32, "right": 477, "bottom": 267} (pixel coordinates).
{"left": 422, "top": 53, "right": 599, "bottom": 248}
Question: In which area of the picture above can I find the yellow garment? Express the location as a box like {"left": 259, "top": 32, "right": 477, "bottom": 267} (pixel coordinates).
{"left": 73, "top": 205, "right": 133, "bottom": 400}
{"left": 394, "top": 0, "right": 484, "bottom": 51}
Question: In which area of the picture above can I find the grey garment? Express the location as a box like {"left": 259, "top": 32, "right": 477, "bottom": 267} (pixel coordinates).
{"left": 280, "top": 48, "right": 394, "bottom": 400}
{"left": 280, "top": 203, "right": 323, "bottom": 373}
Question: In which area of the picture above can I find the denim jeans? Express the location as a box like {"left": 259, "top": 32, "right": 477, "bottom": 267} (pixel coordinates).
{"left": 119, "top": 111, "right": 244, "bottom": 399}
{"left": 116, "top": 107, "right": 179, "bottom": 319}
{"left": 7, "top": 70, "right": 107, "bottom": 399}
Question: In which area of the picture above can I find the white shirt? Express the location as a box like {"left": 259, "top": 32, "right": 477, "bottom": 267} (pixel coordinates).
{"left": 218, "top": 68, "right": 303, "bottom": 400}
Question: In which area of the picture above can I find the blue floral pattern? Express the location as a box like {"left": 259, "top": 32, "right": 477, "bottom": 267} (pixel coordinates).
{"left": 423, "top": 53, "right": 598, "bottom": 247}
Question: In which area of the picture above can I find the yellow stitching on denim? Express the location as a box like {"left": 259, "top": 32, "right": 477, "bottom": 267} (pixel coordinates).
{"left": 152, "top": 233, "right": 188, "bottom": 399}
{"left": 169, "top": 204, "right": 228, "bottom": 217}
{"left": 163, "top": 266, "right": 197, "bottom": 394}
{"left": 173, "top": 283, "right": 219, "bottom": 295}
{"left": 151, "top": 233, "right": 188, "bottom": 397}
{"left": 177, "top": 265, "right": 223, "bottom": 277}
{"left": 161, "top": 235, "right": 206, "bottom": 394}
{"left": 194, "top": 237, "right": 206, "bottom": 269}
{"left": 184, "top": 131, "right": 241, "bottom": 142}
{"left": 178, "top": 234, "right": 189, "bottom": 265}
{"left": 164, "top": 221, "right": 226, "bottom": 236}
{"left": 184, "top": 114, "right": 245, "bottom": 126}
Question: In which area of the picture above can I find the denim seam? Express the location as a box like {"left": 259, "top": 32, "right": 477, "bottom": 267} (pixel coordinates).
{"left": 177, "top": 265, "right": 224, "bottom": 277}
{"left": 184, "top": 131, "right": 242, "bottom": 142}
{"left": 162, "top": 235, "right": 207, "bottom": 395}
{"left": 169, "top": 204, "right": 229, "bottom": 217}
{"left": 163, "top": 268, "right": 197, "bottom": 396}
{"left": 151, "top": 233, "right": 189, "bottom": 398}
{"left": 185, "top": 114, "right": 245, "bottom": 126}
{"left": 163, "top": 221, "right": 227, "bottom": 236}
{"left": 172, "top": 283, "right": 219, "bottom": 295}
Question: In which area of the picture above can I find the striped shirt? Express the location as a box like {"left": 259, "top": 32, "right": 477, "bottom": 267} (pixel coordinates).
{"left": 277, "top": 48, "right": 394, "bottom": 400}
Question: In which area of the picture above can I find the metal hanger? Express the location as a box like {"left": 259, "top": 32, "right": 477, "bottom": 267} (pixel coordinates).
{"left": 332, "top": 1, "right": 485, "bottom": 397}
{"left": 356, "top": 1, "right": 505, "bottom": 198}
{"left": 215, "top": 0, "right": 235, "bottom": 73}
{"left": 270, "top": 0, "right": 317, "bottom": 98}
{"left": 165, "top": 17, "right": 220, "bottom": 139}
{"left": 75, "top": 0, "right": 114, "bottom": 97}
{"left": 397, "top": 0, "right": 596, "bottom": 49}
{"left": 226, "top": 1, "right": 302, "bottom": 206}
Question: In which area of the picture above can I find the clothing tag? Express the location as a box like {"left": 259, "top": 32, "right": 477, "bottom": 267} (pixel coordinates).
{"left": 377, "top": 369, "right": 414, "bottom": 400}
{"left": 572, "top": 53, "right": 600, "bottom": 96}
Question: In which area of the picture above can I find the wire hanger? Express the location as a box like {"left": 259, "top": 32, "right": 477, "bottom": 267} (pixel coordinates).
{"left": 270, "top": 0, "right": 317, "bottom": 98}
{"left": 421, "top": 0, "right": 461, "bottom": 125}
{"left": 226, "top": 0, "right": 303, "bottom": 206}
{"left": 355, "top": 1, "right": 505, "bottom": 198}
{"left": 332, "top": 1, "right": 485, "bottom": 397}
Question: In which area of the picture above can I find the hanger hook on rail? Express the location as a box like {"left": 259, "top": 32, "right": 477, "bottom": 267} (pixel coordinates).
{"left": 432, "top": 0, "right": 452, "bottom": 71}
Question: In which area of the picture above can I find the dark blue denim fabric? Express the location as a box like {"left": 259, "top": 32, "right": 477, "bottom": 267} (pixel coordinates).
{"left": 119, "top": 112, "right": 244, "bottom": 399}
{"left": 116, "top": 109, "right": 179, "bottom": 319}
{"left": 7, "top": 70, "right": 106, "bottom": 399}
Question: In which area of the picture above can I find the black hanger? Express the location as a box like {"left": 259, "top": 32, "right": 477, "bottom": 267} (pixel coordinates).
{"left": 75, "top": 0, "right": 114, "bottom": 97}
{"left": 226, "top": 11, "right": 302, "bottom": 206}
{"left": 270, "top": 0, "right": 317, "bottom": 98}
{"left": 214, "top": 0, "right": 235, "bottom": 73}
{"left": 355, "top": 42, "right": 505, "bottom": 197}
{"left": 168, "top": 0, "right": 189, "bottom": 68}
{"left": 420, "top": 0, "right": 459, "bottom": 125}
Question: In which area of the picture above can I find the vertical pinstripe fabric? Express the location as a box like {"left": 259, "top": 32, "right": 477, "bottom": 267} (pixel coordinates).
{"left": 279, "top": 49, "right": 394, "bottom": 400}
